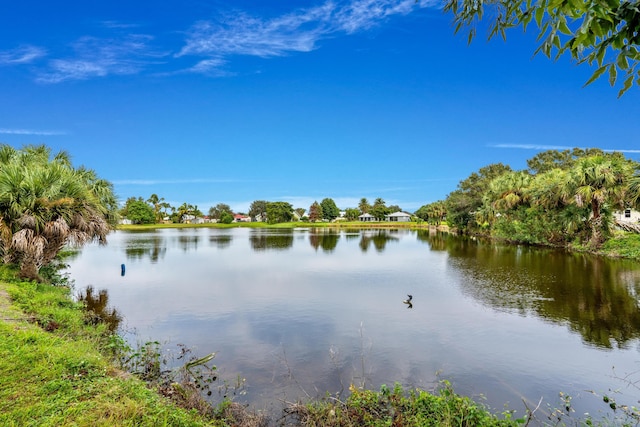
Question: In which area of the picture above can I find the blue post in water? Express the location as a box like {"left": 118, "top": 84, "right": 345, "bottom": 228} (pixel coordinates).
{"left": 121, "top": 263, "right": 126, "bottom": 277}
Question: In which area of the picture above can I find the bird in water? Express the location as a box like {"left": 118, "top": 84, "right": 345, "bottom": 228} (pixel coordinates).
{"left": 403, "top": 294, "right": 413, "bottom": 308}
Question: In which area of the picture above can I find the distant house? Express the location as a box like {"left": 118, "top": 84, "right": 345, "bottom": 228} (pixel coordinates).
{"left": 234, "top": 214, "right": 251, "bottom": 222}
{"left": 181, "top": 214, "right": 194, "bottom": 223}
{"left": 358, "top": 213, "right": 375, "bottom": 222}
{"left": 385, "top": 211, "right": 412, "bottom": 222}
{"left": 615, "top": 208, "right": 640, "bottom": 223}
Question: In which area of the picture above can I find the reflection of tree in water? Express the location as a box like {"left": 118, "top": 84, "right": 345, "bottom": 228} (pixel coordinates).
{"left": 177, "top": 235, "right": 199, "bottom": 252}
{"left": 343, "top": 229, "right": 361, "bottom": 242}
{"left": 417, "top": 229, "right": 451, "bottom": 251}
{"left": 77, "top": 286, "right": 122, "bottom": 332}
{"left": 359, "top": 229, "right": 398, "bottom": 252}
{"left": 308, "top": 229, "right": 339, "bottom": 252}
{"left": 250, "top": 229, "right": 294, "bottom": 251}
{"left": 125, "top": 236, "right": 166, "bottom": 263}
{"left": 440, "top": 237, "right": 640, "bottom": 349}
{"left": 209, "top": 235, "right": 232, "bottom": 249}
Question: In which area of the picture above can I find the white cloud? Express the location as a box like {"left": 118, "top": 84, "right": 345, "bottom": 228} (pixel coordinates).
{"left": 178, "top": 0, "right": 434, "bottom": 73}
{"left": 112, "top": 178, "right": 241, "bottom": 185}
{"left": 0, "top": 128, "right": 66, "bottom": 136}
{"left": 491, "top": 143, "right": 640, "bottom": 154}
{"left": 36, "top": 34, "right": 163, "bottom": 83}
{"left": 101, "top": 21, "right": 142, "bottom": 29}
{"left": 335, "top": 0, "right": 417, "bottom": 34}
{"left": 178, "top": 6, "right": 332, "bottom": 59}
{"left": 186, "top": 58, "right": 229, "bottom": 75}
{"left": 12, "top": 1, "right": 437, "bottom": 81}
{"left": 0, "top": 45, "right": 46, "bottom": 65}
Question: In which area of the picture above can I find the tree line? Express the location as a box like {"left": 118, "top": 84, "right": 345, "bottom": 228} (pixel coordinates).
{"left": 123, "top": 148, "right": 640, "bottom": 252}
{"left": 415, "top": 148, "right": 640, "bottom": 249}
{"left": 121, "top": 196, "right": 404, "bottom": 225}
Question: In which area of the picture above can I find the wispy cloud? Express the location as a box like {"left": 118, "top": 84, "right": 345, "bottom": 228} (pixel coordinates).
{"left": 5, "top": 1, "right": 436, "bottom": 81}
{"left": 178, "top": 6, "right": 332, "bottom": 59}
{"left": 101, "top": 20, "right": 142, "bottom": 30}
{"left": 335, "top": 0, "right": 418, "bottom": 34}
{"left": 178, "top": 0, "right": 434, "bottom": 73}
{"left": 36, "top": 34, "right": 164, "bottom": 83}
{"left": 182, "top": 58, "right": 232, "bottom": 76}
{"left": 0, "top": 128, "right": 66, "bottom": 136}
{"left": 491, "top": 144, "right": 640, "bottom": 154}
{"left": 112, "top": 178, "right": 242, "bottom": 185}
{"left": 0, "top": 45, "right": 46, "bottom": 65}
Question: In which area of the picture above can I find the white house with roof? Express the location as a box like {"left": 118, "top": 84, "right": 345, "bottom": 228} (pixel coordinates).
{"left": 615, "top": 208, "right": 640, "bottom": 223}
{"left": 234, "top": 214, "right": 251, "bottom": 222}
{"left": 385, "top": 211, "right": 412, "bottom": 222}
{"left": 358, "top": 213, "right": 375, "bottom": 222}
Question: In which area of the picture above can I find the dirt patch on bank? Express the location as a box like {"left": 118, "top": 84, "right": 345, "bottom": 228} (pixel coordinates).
{"left": 0, "top": 286, "right": 26, "bottom": 324}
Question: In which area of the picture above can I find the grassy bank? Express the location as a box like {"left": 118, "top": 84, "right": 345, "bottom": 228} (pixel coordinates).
{"left": 0, "top": 265, "right": 226, "bottom": 427}
{"left": 0, "top": 263, "right": 533, "bottom": 427}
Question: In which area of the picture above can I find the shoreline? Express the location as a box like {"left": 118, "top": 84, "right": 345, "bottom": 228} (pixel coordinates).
{"left": 116, "top": 221, "right": 640, "bottom": 262}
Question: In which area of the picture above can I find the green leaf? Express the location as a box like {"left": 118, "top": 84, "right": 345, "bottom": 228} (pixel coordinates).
{"left": 535, "top": 6, "right": 545, "bottom": 26}
{"left": 590, "top": 19, "right": 603, "bottom": 37}
{"left": 596, "top": 46, "right": 606, "bottom": 66}
{"left": 557, "top": 18, "right": 572, "bottom": 35}
{"left": 521, "top": 10, "right": 533, "bottom": 31}
{"left": 583, "top": 64, "right": 608, "bottom": 86}
{"left": 616, "top": 53, "right": 629, "bottom": 70}
{"left": 549, "top": 0, "right": 563, "bottom": 10}
{"left": 608, "top": 63, "right": 617, "bottom": 86}
{"left": 612, "top": 34, "right": 624, "bottom": 49}
{"left": 618, "top": 74, "right": 634, "bottom": 97}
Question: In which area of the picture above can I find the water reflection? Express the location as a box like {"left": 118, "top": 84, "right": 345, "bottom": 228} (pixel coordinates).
{"left": 209, "top": 234, "right": 232, "bottom": 249}
{"left": 418, "top": 233, "right": 640, "bottom": 349}
{"left": 416, "top": 228, "right": 450, "bottom": 250}
{"left": 309, "top": 228, "right": 340, "bottom": 252}
{"left": 67, "top": 228, "right": 640, "bottom": 420}
{"left": 359, "top": 229, "right": 399, "bottom": 252}
{"left": 77, "top": 286, "right": 122, "bottom": 332}
{"left": 177, "top": 233, "right": 200, "bottom": 252}
{"left": 125, "top": 235, "right": 167, "bottom": 263}
{"left": 249, "top": 229, "right": 294, "bottom": 251}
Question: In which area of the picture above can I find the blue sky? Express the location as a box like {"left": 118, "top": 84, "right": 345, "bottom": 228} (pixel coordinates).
{"left": 1, "top": 0, "right": 639, "bottom": 214}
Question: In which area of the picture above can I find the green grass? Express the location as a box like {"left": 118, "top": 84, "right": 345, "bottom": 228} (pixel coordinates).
{"left": 601, "top": 232, "right": 640, "bottom": 259}
{"left": 287, "top": 383, "right": 522, "bottom": 427}
{"left": 0, "top": 266, "right": 223, "bottom": 427}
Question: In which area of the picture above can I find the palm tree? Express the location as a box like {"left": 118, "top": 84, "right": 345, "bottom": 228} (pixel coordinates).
{"left": 629, "top": 170, "right": 640, "bottom": 207}
{"left": 358, "top": 198, "right": 370, "bottom": 214}
{"left": 564, "top": 155, "right": 633, "bottom": 247}
{"left": 489, "top": 171, "right": 532, "bottom": 212}
{"left": 147, "top": 193, "right": 166, "bottom": 223}
{"left": 528, "top": 168, "right": 569, "bottom": 211}
{"left": 0, "top": 144, "right": 117, "bottom": 281}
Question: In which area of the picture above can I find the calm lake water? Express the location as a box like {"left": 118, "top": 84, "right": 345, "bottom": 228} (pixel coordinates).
{"left": 67, "top": 227, "right": 640, "bottom": 421}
